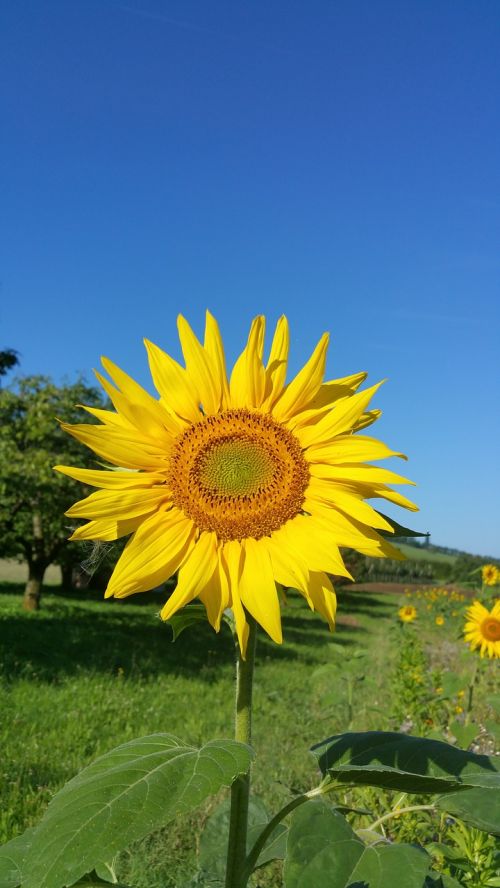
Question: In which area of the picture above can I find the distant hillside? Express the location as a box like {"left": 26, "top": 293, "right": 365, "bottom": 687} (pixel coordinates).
{"left": 397, "top": 544, "right": 457, "bottom": 564}
{"left": 400, "top": 539, "right": 500, "bottom": 565}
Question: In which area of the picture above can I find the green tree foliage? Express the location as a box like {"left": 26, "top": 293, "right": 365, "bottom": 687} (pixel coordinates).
{"left": 0, "top": 348, "right": 20, "bottom": 381}
{"left": 0, "top": 375, "right": 104, "bottom": 609}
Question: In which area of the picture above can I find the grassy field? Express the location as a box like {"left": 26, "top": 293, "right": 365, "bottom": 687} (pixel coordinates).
{"left": 1, "top": 575, "right": 497, "bottom": 887}
{"left": 396, "top": 544, "right": 457, "bottom": 564}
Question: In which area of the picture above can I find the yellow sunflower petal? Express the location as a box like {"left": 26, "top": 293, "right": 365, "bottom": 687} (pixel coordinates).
{"left": 198, "top": 549, "right": 231, "bottom": 631}
{"left": 223, "top": 541, "right": 249, "bottom": 657}
{"left": 353, "top": 409, "right": 382, "bottom": 431}
{"left": 99, "top": 357, "right": 183, "bottom": 437}
{"left": 100, "top": 356, "right": 167, "bottom": 417}
{"left": 105, "top": 508, "right": 195, "bottom": 599}
{"left": 296, "top": 381, "right": 384, "bottom": 449}
{"left": 229, "top": 316, "right": 267, "bottom": 408}
{"left": 307, "top": 571, "right": 337, "bottom": 629}
{"left": 310, "top": 372, "right": 368, "bottom": 409}
{"left": 305, "top": 481, "right": 394, "bottom": 532}
{"left": 94, "top": 370, "right": 175, "bottom": 443}
{"left": 78, "top": 406, "right": 130, "bottom": 428}
{"left": 69, "top": 516, "right": 143, "bottom": 541}
{"left": 287, "top": 374, "right": 369, "bottom": 428}
{"left": 309, "top": 463, "right": 415, "bottom": 487}
{"left": 160, "top": 531, "right": 218, "bottom": 620}
{"left": 144, "top": 338, "right": 201, "bottom": 424}
{"left": 65, "top": 487, "right": 169, "bottom": 520}
{"left": 261, "top": 315, "right": 290, "bottom": 409}
{"left": 303, "top": 504, "right": 393, "bottom": 555}
{"left": 272, "top": 332, "right": 329, "bottom": 422}
{"left": 239, "top": 538, "right": 282, "bottom": 644}
{"left": 204, "top": 310, "right": 230, "bottom": 408}
{"left": 305, "top": 435, "right": 406, "bottom": 463}
{"left": 264, "top": 534, "right": 311, "bottom": 598}
{"left": 368, "top": 485, "right": 419, "bottom": 512}
{"left": 273, "top": 516, "right": 352, "bottom": 579}
{"left": 177, "top": 315, "right": 221, "bottom": 415}
{"left": 60, "top": 423, "right": 170, "bottom": 471}
{"left": 54, "top": 466, "right": 166, "bottom": 489}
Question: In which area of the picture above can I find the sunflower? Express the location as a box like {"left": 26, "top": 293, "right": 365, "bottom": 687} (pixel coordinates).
{"left": 464, "top": 600, "right": 500, "bottom": 659}
{"left": 56, "top": 313, "right": 416, "bottom": 655}
{"left": 398, "top": 605, "right": 417, "bottom": 623}
{"left": 482, "top": 564, "right": 500, "bottom": 586}
{"left": 435, "top": 615, "right": 445, "bottom": 626}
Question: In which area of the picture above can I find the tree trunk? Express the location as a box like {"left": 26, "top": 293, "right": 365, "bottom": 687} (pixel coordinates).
{"left": 23, "top": 509, "right": 47, "bottom": 611}
{"left": 23, "top": 560, "right": 46, "bottom": 611}
{"left": 60, "top": 562, "right": 74, "bottom": 593}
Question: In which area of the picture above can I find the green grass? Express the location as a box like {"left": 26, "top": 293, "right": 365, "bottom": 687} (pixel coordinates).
{"left": 397, "top": 544, "right": 457, "bottom": 564}
{"left": 0, "top": 578, "right": 496, "bottom": 887}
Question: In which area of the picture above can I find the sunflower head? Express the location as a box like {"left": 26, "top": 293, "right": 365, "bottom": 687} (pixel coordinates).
{"left": 398, "top": 605, "right": 417, "bottom": 623}
{"left": 435, "top": 615, "right": 445, "bottom": 626}
{"left": 482, "top": 564, "right": 500, "bottom": 586}
{"left": 464, "top": 600, "right": 500, "bottom": 659}
{"left": 56, "top": 312, "right": 417, "bottom": 655}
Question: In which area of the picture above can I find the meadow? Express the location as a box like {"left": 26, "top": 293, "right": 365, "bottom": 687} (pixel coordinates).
{"left": 1, "top": 563, "right": 499, "bottom": 887}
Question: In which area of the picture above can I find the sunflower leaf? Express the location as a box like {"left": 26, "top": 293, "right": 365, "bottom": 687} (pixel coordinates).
{"left": 311, "top": 731, "right": 500, "bottom": 794}
{"left": 197, "top": 795, "right": 287, "bottom": 883}
{"left": 376, "top": 513, "right": 429, "bottom": 539}
{"left": 167, "top": 604, "right": 208, "bottom": 640}
{"left": 22, "top": 734, "right": 253, "bottom": 888}
{"left": 0, "top": 828, "right": 34, "bottom": 888}
{"left": 436, "top": 785, "right": 500, "bottom": 835}
{"left": 284, "top": 799, "right": 433, "bottom": 887}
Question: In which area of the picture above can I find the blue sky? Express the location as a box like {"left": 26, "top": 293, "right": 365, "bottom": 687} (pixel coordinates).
{"left": 1, "top": 0, "right": 499, "bottom": 557}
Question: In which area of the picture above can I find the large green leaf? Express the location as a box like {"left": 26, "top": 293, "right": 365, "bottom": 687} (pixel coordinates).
{"left": 197, "top": 795, "right": 287, "bottom": 884}
{"left": 436, "top": 785, "right": 500, "bottom": 835}
{"left": 348, "top": 843, "right": 432, "bottom": 887}
{"left": 284, "top": 800, "right": 364, "bottom": 887}
{"left": 0, "top": 829, "right": 34, "bottom": 888}
{"left": 22, "top": 734, "right": 253, "bottom": 888}
{"left": 311, "top": 731, "right": 500, "bottom": 793}
{"left": 284, "top": 800, "right": 432, "bottom": 887}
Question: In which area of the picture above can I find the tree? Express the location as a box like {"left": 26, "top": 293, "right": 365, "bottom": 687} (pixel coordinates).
{"left": 0, "top": 375, "right": 105, "bottom": 610}
{"left": 0, "top": 348, "right": 20, "bottom": 383}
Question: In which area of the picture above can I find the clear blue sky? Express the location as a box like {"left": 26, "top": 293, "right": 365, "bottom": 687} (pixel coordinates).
{"left": 1, "top": 1, "right": 499, "bottom": 557}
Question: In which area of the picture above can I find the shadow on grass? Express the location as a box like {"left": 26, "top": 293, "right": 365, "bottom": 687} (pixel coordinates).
{"left": 0, "top": 583, "right": 360, "bottom": 682}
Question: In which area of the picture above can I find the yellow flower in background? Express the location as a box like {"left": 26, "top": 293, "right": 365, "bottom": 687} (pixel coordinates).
{"left": 482, "top": 564, "right": 500, "bottom": 586}
{"left": 398, "top": 605, "right": 417, "bottom": 623}
{"left": 464, "top": 600, "right": 500, "bottom": 659}
{"left": 56, "top": 313, "right": 416, "bottom": 655}
{"left": 435, "top": 615, "right": 445, "bottom": 626}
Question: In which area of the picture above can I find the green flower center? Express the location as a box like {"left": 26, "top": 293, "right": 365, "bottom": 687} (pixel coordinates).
{"left": 198, "top": 439, "right": 276, "bottom": 497}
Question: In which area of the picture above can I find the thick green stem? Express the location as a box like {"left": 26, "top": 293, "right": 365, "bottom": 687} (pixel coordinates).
{"left": 225, "top": 617, "right": 258, "bottom": 888}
